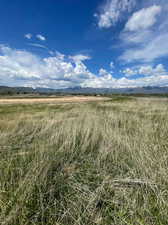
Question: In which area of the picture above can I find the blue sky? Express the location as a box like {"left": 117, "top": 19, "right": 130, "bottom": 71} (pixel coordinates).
{"left": 0, "top": 0, "right": 168, "bottom": 88}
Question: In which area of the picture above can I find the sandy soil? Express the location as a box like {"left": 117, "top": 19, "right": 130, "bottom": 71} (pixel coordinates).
{"left": 0, "top": 96, "right": 109, "bottom": 104}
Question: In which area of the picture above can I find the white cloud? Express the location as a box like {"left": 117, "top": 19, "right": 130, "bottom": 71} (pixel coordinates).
{"left": 55, "top": 51, "right": 65, "bottom": 60}
{"left": 0, "top": 45, "right": 168, "bottom": 89}
{"left": 83, "top": 72, "right": 168, "bottom": 88}
{"left": 36, "top": 34, "right": 46, "bottom": 41}
{"left": 110, "top": 61, "right": 115, "bottom": 69}
{"left": 99, "top": 68, "right": 113, "bottom": 79}
{"left": 138, "top": 66, "right": 153, "bottom": 76}
{"left": 83, "top": 68, "right": 116, "bottom": 88}
{"left": 28, "top": 43, "right": 48, "bottom": 49}
{"left": 25, "top": 33, "right": 32, "bottom": 40}
{"left": 69, "top": 54, "right": 91, "bottom": 62}
{"left": 123, "top": 68, "right": 137, "bottom": 77}
{"left": 121, "top": 30, "right": 153, "bottom": 44}
{"left": 48, "top": 51, "right": 55, "bottom": 56}
{"left": 99, "top": 68, "right": 108, "bottom": 76}
{"left": 97, "top": 0, "right": 136, "bottom": 28}
{"left": 119, "top": 1, "right": 168, "bottom": 63}
{"left": 0, "top": 45, "right": 94, "bottom": 88}
{"left": 154, "top": 64, "right": 166, "bottom": 74}
{"left": 123, "top": 64, "right": 167, "bottom": 77}
{"left": 125, "top": 5, "right": 161, "bottom": 31}
{"left": 139, "top": 64, "right": 166, "bottom": 76}
{"left": 120, "top": 33, "right": 168, "bottom": 62}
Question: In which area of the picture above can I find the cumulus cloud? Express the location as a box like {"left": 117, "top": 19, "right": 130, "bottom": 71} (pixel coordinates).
{"left": 125, "top": 5, "right": 161, "bottom": 31}
{"left": 25, "top": 33, "right": 32, "bottom": 40}
{"left": 139, "top": 64, "right": 166, "bottom": 76}
{"left": 123, "top": 68, "right": 137, "bottom": 77}
{"left": 96, "top": 0, "right": 136, "bottom": 28}
{"left": 36, "top": 34, "right": 46, "bottom": 41}
{"left": 83, "top": 72, "right": 168, "bottom": 88}
{"left": 123, "top": 64, "right": 167, "bottom": 77}
{"left": 0, "top": 45, "right": 94, "bottom": 88}
{"left": 0, "top": 45, "right": 168, "bottom": 89}
{"left": 99, "top": 68, "right": 108, "bottom": 76}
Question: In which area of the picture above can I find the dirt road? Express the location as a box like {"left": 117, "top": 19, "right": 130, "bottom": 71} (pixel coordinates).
{"left": 0, "top": 96, "right": 109, "bottom": 104}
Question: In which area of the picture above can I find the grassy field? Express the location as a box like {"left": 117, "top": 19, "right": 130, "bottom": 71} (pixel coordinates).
{"left": 0, "top": 96, "right": 168, "bottom": 225}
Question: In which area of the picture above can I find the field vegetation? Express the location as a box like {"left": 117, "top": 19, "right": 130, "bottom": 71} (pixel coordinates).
{"left": 0, "top": 96, "right": 168, "bottom": 225}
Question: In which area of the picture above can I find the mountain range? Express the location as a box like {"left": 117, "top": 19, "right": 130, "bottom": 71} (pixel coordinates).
{"left": 1, "top": 86, "right": 168, "bottom": 95}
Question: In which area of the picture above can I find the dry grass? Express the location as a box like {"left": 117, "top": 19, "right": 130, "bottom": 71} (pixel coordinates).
{"left": 0, "top": 97, "right": 168, "bottom": 225}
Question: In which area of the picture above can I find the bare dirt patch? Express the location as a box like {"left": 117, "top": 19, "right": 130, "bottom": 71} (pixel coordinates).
{"left": 0, "top": 96, "right": 109, "bottom": 104}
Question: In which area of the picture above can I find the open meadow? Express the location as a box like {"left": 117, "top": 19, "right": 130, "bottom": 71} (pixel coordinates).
{"left": 0, "top": 96, "right": 168, "bottom": 225}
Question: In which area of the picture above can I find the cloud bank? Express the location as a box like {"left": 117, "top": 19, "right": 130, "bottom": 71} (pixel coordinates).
{"left": 0, "top": 45, "right": 168, "bottom": 89}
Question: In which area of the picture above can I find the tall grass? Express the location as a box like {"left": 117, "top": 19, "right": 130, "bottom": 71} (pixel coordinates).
{"left": 0, "top": 98, "right": 168, "bottom": 225}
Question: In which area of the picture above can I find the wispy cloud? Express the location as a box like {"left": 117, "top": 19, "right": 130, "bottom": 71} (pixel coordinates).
{"left": 28, "top": 43, "right": 48, "bottom": 49}
{"left": 119, "top": 1, "right": 168, "bottom": 63}
{"left": 69, "top": 54, "right": 91, "bottom": 62}
{"left": 125, "top": 5, "right": 161, "bottom": 31}
{"left": 95, "top": 0, "right": 168, "bottom": 64}
{"left": 120, "top": 33, "right": 168, "bottom": 62}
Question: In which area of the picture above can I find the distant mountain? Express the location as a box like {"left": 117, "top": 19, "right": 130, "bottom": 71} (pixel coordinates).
{"left": 57, "top": 86, "right": 168, "bottom": 94}
{"left": 1, "top": 85, "right": 168, "bottom": 95}
{"left": 0, "top": 86, "right": 36, "bottom": 94}
{"left": 42, "top": 86, "right": 168, "bottom": 94}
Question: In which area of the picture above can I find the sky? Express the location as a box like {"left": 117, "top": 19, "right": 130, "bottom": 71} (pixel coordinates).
{"left": 0, "top": 0, "right": 168, "bottom": 89}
